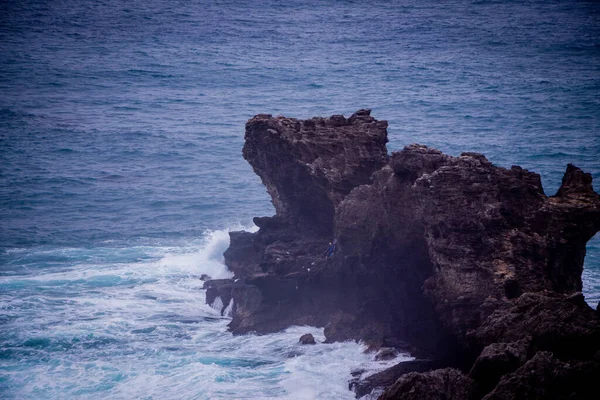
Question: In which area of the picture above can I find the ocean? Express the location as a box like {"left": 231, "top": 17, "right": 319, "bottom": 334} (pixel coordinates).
{"left": 1, "top": 0, "right": 599, "bottom": 398}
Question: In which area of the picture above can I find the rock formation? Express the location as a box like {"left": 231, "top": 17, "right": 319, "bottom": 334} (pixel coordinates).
{"left": 299, "top": 333, "right": 316, "bottom": 345}
{"left": 208, "top": 110, "right": 600, "bottom": 398}
{"left": 379, "top": 368, "right": 477, "bottom": 400}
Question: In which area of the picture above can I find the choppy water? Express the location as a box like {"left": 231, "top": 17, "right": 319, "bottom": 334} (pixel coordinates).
{"left": 1, "top": 0, "right": 599, "bottom": 398}
{"left": 0, "top": 230, "right": 411, "bottom": 399}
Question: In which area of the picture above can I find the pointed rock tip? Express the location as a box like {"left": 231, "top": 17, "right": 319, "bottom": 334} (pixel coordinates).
{"left": 556, "top": 163, "right": 596, "bottom": 197}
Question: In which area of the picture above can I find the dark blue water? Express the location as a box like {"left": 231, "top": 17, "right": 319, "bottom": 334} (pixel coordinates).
{"left": 1, "top": 1, "right": 599, "bottom": 398}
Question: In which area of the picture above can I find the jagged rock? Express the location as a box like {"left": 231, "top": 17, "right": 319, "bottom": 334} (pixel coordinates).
{"left": 469, "top": 338, "right": 531, "bottom": 394}
{"left": 469, "top": 292, "right": 600, "bottom": 360}
{"left": 482, "top": 351, "right": 600, "bottom": 400}
{"left": 378, "top": 368, "right": 476, "bottom": 400}
{"left": 375, "top": 348, "right": 397, "bottom": 361}
{"left": 204, "top": 279, "right": 234, "bottom": 315}
{"left": 223, "top": 231, "right": 262, "bottom": 278}
{"left": 204, "top": 279, "right": 261, "bottom": 319}
{"left": 216, "top": 110, "right": 600, "bottom": 397}
{"left": 349, "top": 360, "right": 442, "bottom": 398}
{"left": 299, "top": 333, "right": 316, "bottom": 345}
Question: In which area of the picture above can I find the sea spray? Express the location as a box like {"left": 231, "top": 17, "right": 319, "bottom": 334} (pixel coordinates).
{"left": 157, "top": 229, "right": 235, "bottom": 280}
{"left": 1, "top": 226, "right": 405, "bottom": 399}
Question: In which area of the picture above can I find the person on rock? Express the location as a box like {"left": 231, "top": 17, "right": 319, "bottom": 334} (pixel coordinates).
{"left": 324, "top": 239, "right": 336, "bottom": 258}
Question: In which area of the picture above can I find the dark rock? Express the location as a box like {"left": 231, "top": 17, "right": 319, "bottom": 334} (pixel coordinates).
{"left": 469, "top": 292, "right": 600, "bottom": 361}
{"left": 299, "top": 333, "right": 316, "bottom": 345}
{"left": 469, "top": 338, "right": 531, "bottom": 394}
{"left": 378, "top": 368, "right": 476, "bottom": 400}
{"left": 223, "top": 231, "right": 261, "bottom": 279}
{"left": 556, "top": 163, "right": 596, "bottom": 198}
{"left": 204, "top": 279, "right": 234, "bottom": 314}
{"left": 243, "top": 109, "right": 388, "bottom": 235}
{"left": 482, "top": 351, "right": 600, "bottom": 400}
{"left": 389, "top": 144, "right": 450, "bottom": 179}
{"left": 350, "top": 360, "right": 442, "bottom": 398}
{"left": 214, "top": 110, "right": 600, "bottom": 398}
{"left": 413, "top": 156, "right": 599, "bottom": 342}
{"left": 375, "top": 347, "right": 397, "bottom": 361}
{"left": 224, "top": 283, "right": 263, "bottom": 331}
{"left": 285, "top": 350, "right": 303, "bottom": 358}
{"left": 204, "top": 279, "right": 262, "bottom": 319}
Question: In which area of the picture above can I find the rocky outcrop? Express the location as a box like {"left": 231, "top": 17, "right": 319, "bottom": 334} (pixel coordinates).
{"left": 349, "top": 360, "right": 443, "bottom": 398}
{"left": 243, "top": 109, "right": 388, "bottom": 235}
{"left": 469, "top": 292, "right": 600, "bottom": 361}
{"left": 375, "top": 348, "right": 398, "bottom": 361}
{"left": 468, "top": 338, "right": 531, "bottom": 393}
{"left": 379, "top": 368, "right": 477, "bottom": 400}
{"left": 212, "top": 110, "right": 600, "bottom": 398}
{"left": 299, "top": 333, "right": 316, "bottom": 345}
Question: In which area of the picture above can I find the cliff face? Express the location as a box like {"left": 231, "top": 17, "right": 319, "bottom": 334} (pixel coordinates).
{"left": 243, "top": 109, "right": 388, "bottom": 235}
{"left": 338, "top": 145, "right": 599, "bottom": 342}
{"left": 210, "top": 110, "right": 600, "bottom": 398}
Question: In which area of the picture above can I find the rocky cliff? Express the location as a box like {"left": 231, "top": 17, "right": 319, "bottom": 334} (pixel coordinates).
{"left": 207, "top": 110, "right": 600, "bottom": 399}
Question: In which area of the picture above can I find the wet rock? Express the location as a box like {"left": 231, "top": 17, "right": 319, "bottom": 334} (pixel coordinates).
{"left": 299, "top": 333, "right": 316, "bottom": 345}
{"left": 214, "top": 110, "right": 600, "bottom": 397}
{"left": 378, "top": 368, "right": 476, "bottom": 400}
{"left": 350, "top": 360, "right": 442, "bottom": 398}
{"left": 285, "top": 350, "right": 303, "bottom": 358}
{"left": 350, "top": 368, "right": 366, "bottom": 378}
{"left": 204, "top": 279, "right": 262, "bottom": 319}
{"left": 243, "top": 109, "right": 388, "bottom": 235}
{"left": 223, "top": 231, "right": 261, "bottom": 279}
{"left": 204, "top": 278, "right": 234, "bottom": 314}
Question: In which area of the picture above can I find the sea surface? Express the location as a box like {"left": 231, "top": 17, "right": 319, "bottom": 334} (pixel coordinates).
{"left": 1, "top": 0, "right": 599, "bottom": 398}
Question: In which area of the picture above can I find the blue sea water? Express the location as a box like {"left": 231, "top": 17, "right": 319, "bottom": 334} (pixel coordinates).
{"left": 1, "top": 0, "right": 599, "bottom": 398}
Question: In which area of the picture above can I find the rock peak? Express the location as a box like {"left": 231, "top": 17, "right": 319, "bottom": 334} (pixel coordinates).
{"left": 556, "top": 163, "right": 597, "bottom": 198}
{"left": 243, "top": 110, "right": 388, "bottom": 234}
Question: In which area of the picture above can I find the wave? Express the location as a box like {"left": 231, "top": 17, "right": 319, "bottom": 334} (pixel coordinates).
{"left": 0, "top": 222, "right": 418, "bottom": 399}
{"left": 156, "top": 228, "right": 239, "bottom": 279}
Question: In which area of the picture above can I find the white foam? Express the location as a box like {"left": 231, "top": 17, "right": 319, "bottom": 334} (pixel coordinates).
{"left": 277, "top": 327, "right": 413, "bottom": 400}
{"left": 210, "top": 296, "right": 225, "bottom": 312}
{"left": 2, "top": 224, "right": 418, "bottom": 399}
{"left": 157, "top": 228, "right": 247, "bottom": 279}
{"left": 223, "top": 298, "right": 234, "bottom": 317}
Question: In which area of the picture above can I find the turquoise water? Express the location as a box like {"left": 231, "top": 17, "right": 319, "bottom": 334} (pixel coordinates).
{"left": 1, "top": 0, "right": 599, "bottom": 398}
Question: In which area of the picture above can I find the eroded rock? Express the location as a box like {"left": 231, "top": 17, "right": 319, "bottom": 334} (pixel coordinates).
{"left": 469, "top": 292, "right": 600, "bottom": 361}
{"left": 299, "top": 333, "right": 316, "bottom": 345}
{"left": 469, "top": 338, "right": 531, "bottom": 393}
{"left": 482, "top": 351, "right": 600, "bottom": 400}
{"left": 243, "top": 109, "right": 388, "bottom": 235}
{"left": 375, "top": 348, "right": 398, "bottom": 361}
{"left": 349, "top": 359, "right": 442, "bottom": 398}
{"left": 378, "top": 368, "right": 476, "bottom": 400}
{"left": 214, "top": 110, "right": 600, "bottom": 397}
